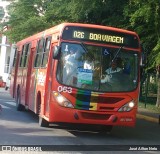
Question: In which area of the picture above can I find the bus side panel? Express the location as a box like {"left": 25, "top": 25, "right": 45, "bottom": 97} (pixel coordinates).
{"left": 28, "top": 68, "right": 48, "bottom": 115}
{"left": 35, "top": 38, "right": 55, "bottom": 118}
{"left": 43, "top": 43, "right": 55, "bottom": 118}
{"left": 28, "top": 68, "right": 37, "bottom": 113}
{"left": 36, "top": 69, "right": 47, "bottom": 115}
{"left": 20, "top": 46, "right": 34, "bottom": 107}
{"left": 25, "top": 48, "right": 35, "bottom": 107}
{"left": 20, "top": 68, "right": 27, "bottom": 105}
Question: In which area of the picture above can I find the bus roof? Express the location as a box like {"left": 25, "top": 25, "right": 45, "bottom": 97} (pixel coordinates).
{"left": 16, "top": 23, "right": 139, "bottom": 48}
{"left": 61, "top": 23, "right": 138, "bottom": 35}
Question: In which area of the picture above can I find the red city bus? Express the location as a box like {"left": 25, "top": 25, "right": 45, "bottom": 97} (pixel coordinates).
{"left": 10, "top": 23, "right": 141, "bottom": 131}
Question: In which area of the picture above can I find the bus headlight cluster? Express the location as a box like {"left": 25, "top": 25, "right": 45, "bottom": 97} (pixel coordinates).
{"left": 53, "top": 91, "right": 74, "bottom": 108}
{"left": 118, "top": 101, "right": 135, "bottom": 112}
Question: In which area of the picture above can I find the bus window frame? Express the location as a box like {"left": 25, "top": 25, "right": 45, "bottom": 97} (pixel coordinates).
{"left": 19, "top": 45, "right": 25, "bottom": 67}
{"left": 13, "top": 49, "right": 18, "bottom": 67}
{"left": 41, "top": 36, "right": 52, "bottom": 68}
{"left": 34, "top": 38, "right": 45, "bottom": 68}
{"left": 19, "top": 43, "right": 31, "bottom": 68}
{"left": 23, "top": 43, "right": 31, "bottom": 67}
{"left": 34, "top": 36, "right": 52, "bottom": 68}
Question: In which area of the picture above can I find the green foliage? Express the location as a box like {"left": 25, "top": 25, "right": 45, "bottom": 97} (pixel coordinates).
{"left": 3, "top": 0, "right": 160, "bottom": 68}
{"left": 150, "top": 39, "right": 160, "bottom": 67}
{"left": 4, "top": 0, "right": 50, "bottom": 42}
{"left": 149, "top": 83, "right": 158, "bottom": 94}
{"left": 5, "top": 16, "right": 49, "bottom": 42}
{"left": 139, "top": 101, "right": 160, "bottom": 113}
{"left": 44, "top": 0, "right": 128, "bottom": 26}
{"left": 0, "top": 6, "right": 5, "bottom": 20}
{"left": 4, "top": 0, "right": 129, "bottom": 42}
{"left": 2, "top": 0, "right": 160, "bottom": 107}
{"left": 124, "top": 0, "right": 160, "bottom": 67}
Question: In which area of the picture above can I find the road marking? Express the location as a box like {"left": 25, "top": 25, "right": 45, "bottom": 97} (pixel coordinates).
{"left": 137, "top": 114, "right": 159, "bottom": 123}
{"left": 0, "top": 98, "right": 14, "bottom": 101}
{"left": 0, "top": 101, "right": 16, "bottom": 109}
{"left": 0, "top": 104, "right": 11, "bottom": 109}
{"left": 5, "top": 101, "right": 16, "bottom": 106}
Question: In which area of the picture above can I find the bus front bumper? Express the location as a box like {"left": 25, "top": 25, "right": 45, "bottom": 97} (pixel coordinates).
{"left": 50, "top": 103, "right": 137, "bottom": 127}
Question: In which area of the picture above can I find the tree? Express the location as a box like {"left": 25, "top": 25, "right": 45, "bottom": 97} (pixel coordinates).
{"left": 5, "top": 0, "right": 160, "bottom": 106}
{"left": 4, "top": 0, "right": 129, "bottom": 42}
{"left": 124, "top": 0, "right": 160, "bottom": 107}
{"left": 0, "top": 6, "right": 5, "bottom": 21}
{"left": 4, "top": 0, "right": 50, "bottom": 42}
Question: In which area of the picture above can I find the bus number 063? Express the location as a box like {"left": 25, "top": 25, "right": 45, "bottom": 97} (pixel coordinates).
{"left": 57, "top": 86, "right": 72, "bottom": 93}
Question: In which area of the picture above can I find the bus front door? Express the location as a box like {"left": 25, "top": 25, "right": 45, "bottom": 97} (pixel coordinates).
{"left": 25, "top": 47, "right": 35, "bottom": 108}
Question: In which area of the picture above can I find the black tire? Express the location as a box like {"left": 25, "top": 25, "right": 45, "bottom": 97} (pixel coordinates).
{"left": 37, "top": 98, "right": 49, "bottom": 127}
{"left": 16, "top": 91, "right": 24, "bottom": 111}
{"left": 5, "top": 86, "right": 9, "bottom": 90}
{"left": 99, "top": 125, "right": 113, "bottom": 134}
{"left": 39, "top": 116, "right": 49, "bottom": 127}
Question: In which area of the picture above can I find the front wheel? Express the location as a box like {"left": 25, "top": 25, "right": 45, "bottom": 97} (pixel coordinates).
{"left": 39, "top": 116, "right": 49, "bottom": 127}
{"left": 99, "top": 125, "right": 113, "bottom": 134}
{"left": 38, "top": 101, "right": 49, "bottom": 127}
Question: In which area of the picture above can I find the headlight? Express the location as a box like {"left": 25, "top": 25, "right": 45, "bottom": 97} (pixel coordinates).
{"left": 118, "top": 101, "right": 135, "bottom": 112}
{"left": 53, "top": 91, "right": 74, "bottom": 108}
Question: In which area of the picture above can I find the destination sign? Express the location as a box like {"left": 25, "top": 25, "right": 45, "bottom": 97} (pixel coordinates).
{"left": 73, "top": 31, "right": 124, "bottom": 44}
{"left": 62, "top": 26, "right": 139, "bottom": 48}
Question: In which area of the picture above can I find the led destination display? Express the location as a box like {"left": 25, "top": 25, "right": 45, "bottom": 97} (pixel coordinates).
{"left": 62, "top": 26, "right": 139, "bottom": 48}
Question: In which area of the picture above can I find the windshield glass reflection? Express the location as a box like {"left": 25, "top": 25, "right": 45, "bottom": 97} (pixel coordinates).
{"left": 57, "top": 43, "right": 139, "bottom": 92}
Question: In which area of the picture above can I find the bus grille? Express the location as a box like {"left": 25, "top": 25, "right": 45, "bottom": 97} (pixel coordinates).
{"left": 81, "top": 112, "right": 111, "bottom": 120}
{"left": 73, "top": 93, "right": 124, "bottom": 104}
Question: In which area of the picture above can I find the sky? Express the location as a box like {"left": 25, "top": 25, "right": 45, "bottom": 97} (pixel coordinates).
{"left": 0, "top": 1, "right": 10, "bottom": 7}
{"left": 0, "top": 0, "right": 10, "bottom": 22}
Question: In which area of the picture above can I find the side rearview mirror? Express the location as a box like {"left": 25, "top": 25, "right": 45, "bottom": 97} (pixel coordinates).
{"left": 53, "top": 45, "right": 61, "bottom": 59}
{"left": 140, "top": 44, "right": 146, "bottom": 67}
{"left": 8, "top": 75, "right": 11, "bottom": 80}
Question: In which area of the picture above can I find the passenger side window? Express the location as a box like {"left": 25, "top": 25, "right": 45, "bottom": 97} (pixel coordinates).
{"left": 13, "top": 49, "right": 17, "bottom": 67}
{"left": 23, "top": 44, "right": 30, "bottom": 67}
{"left": 34, "top": 39, "right": 44, "bottom": 67}
{"left": 41, "top": 37, "right": 51, "bottom": 67}
{"left": 19, "top": 46, "right": 25, "bottom": 67}
{"left": 19, "top": 44, "right": 31, "bottom": 67}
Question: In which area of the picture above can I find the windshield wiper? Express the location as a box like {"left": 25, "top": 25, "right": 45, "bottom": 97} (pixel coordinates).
{"left": 111, "top": 46, "right": 123, "bottom": 63}
{"left": 80, "top": 42, "right": 88, "bottom": 53}
{"left": 80, "top": 42, "right": 95, "bottom": 61}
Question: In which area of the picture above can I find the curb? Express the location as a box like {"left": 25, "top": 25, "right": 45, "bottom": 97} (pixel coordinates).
{"left": 136, "top": 114, "right": 159, "bottom": 124}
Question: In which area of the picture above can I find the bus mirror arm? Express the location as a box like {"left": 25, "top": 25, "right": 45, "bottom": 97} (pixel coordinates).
{"left": 140, "top": 65, "right": 145, "bottom": 82}
{"left": 53, "top": 45, "right": 61, "bottom": 59}
{"left": 140, "top": 44, "right": 146, "bottom": 68}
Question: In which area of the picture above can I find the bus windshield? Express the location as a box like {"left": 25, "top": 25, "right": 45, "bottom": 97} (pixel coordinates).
{"left": 57, "top": 42, "right": 139, "bottom": 92}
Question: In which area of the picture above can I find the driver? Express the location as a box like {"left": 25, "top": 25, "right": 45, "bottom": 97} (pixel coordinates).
{"left": 101, "top": 59, "right": 122, "bottom": 83}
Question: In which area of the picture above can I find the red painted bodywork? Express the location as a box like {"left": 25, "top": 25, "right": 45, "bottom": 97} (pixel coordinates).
{"left": 10, "top": 23, "right": 141, "bottom": 127}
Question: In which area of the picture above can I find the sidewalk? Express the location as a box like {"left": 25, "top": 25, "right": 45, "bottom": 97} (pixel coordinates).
{"left": 137, "top": 107, "right": 160, "bottom": 124}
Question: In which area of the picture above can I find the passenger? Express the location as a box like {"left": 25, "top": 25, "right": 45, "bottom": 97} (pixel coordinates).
{"left": 64, "top": 47, "right": 78, "bottom": 74}
{"left": 63, "top": 46, "right": 81, "bottom": 84}
{"left": 84, "top": 56, "right": 94, "bottom": 70}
